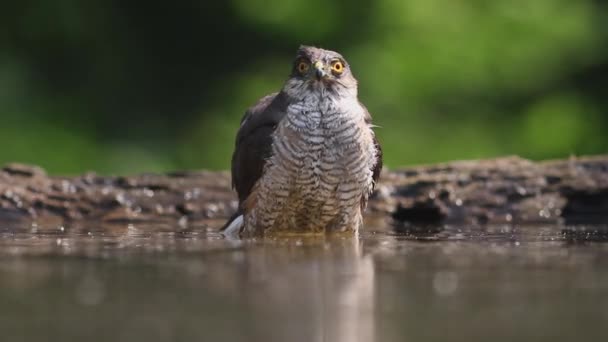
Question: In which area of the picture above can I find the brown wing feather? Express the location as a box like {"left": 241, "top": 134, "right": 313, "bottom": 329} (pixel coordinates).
{"left": 231, "top": 92, "right": 288, "bottom": 205}
{"left": 371, "top": 135, "right": 382, "bottom": 188}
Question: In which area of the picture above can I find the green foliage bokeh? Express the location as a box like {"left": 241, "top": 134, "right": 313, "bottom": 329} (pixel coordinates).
{"left": 1, "top": 0, "right": 607, "bottom": 174}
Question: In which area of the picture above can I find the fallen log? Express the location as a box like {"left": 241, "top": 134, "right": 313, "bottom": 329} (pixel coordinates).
{"left": 0, "top": 155, "right": 606, "bottom": 230}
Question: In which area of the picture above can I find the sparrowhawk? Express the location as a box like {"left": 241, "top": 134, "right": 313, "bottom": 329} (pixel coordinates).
{"left": 222, "top": 46, "right": 382, "bottom": 236}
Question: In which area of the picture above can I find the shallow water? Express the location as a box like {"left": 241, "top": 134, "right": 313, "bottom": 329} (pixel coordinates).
{"left": 1, "top": 221, "right": 607, "bottom": 341}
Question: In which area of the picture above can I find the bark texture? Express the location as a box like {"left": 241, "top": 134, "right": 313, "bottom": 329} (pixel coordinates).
{"left": 1, "top": 155, "right": 607, "bottom": 229}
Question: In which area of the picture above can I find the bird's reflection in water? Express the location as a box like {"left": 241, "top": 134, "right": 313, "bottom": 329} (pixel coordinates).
{"left": 202, "top": 234, "right": 375, "bottom": 342}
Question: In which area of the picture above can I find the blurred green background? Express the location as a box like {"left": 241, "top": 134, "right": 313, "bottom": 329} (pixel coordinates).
{"left": 1, "top": 0, "right": 607, "bottom": 175}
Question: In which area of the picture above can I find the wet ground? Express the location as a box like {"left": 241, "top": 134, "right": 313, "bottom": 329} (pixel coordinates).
{"left": 1, "top": 219, "right": 607, "bottom": 341}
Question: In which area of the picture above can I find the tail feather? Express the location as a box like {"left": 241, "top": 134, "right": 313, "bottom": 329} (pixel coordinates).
{"left": 221, "top": 211, "right": 244, "bottom": 237}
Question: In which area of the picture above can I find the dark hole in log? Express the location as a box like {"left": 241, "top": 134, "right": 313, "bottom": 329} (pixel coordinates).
{"left": 562, "top": 191, "right": 608, "bottom": 224}
{"left": 392, "top": 202, "right": 445, "bottom": 223}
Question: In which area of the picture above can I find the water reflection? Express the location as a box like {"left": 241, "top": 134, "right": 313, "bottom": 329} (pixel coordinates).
{"left": 0, "top": 223, "right": 608, "bottom": 341}
{"left": 202, "top": 236, "right": 375, "bottom": 342}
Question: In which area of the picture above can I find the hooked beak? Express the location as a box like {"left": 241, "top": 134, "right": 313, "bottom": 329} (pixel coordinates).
{"left": 313, "top": 61, "right": 327, "bottom": 80}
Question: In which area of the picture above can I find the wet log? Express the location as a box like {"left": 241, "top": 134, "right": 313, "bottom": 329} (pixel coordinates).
{"left": 0, "top": 155, "right": 607, "bottom": 229}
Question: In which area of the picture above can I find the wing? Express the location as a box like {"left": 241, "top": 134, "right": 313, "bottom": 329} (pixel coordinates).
{"left": 360, "top": 103, "right": 383, "bottom": 209}
{"left": 231, "top": 92, "right": 288, "bottom": 205}
{"left": 360, "top": 102, "right": 382, "bottom": 188}
{"left": 371, "top": 135, "right": 383, "bottom": 189}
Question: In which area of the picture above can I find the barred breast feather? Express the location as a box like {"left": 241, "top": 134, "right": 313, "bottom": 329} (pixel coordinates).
{"left": 223, "top": 91, "right": 381, "bottom": 236}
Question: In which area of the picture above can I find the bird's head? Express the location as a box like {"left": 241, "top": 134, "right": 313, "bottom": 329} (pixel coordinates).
{"left": 283, "top": 46, "right": 358, "bottom": 99}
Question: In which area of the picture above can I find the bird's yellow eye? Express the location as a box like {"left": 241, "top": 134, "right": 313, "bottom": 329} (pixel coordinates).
{"left": 297, "top": 60, "right": 310, "bottom": 75}
{"left": 331, "top": 60, "right": 344, "bottom": 75}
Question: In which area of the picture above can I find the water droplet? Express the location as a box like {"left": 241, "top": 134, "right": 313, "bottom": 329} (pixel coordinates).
{"left": 126, "top": 224, "right": 139, "bottom": 237}
{"left": 61, "top": 180, "right": 77, "bottom": 193}
{"left": 178, "top": 216, "right": 188, "bottom": 228}
{"left": 115, "top": 193, "right": 126, "bottom": 204}
{"left": 539, "top": 209, "right": 551, "bottom": 219}
{"left": 184, "top": 188, "right": 202, "bottom": 200}
{"left": 206, "top": 203, "right": 219, "bottom": 214}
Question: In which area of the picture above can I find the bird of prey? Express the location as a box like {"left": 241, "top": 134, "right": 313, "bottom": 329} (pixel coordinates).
{"left": 222, "top": 46, "right": 382, "bottom": 236}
